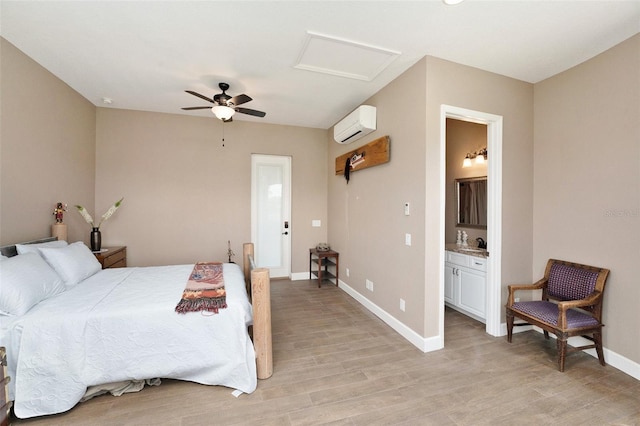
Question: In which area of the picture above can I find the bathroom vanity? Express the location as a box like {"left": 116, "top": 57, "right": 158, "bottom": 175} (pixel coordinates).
{"left": 445, "top": 245, "right": 488, "bottom": 322}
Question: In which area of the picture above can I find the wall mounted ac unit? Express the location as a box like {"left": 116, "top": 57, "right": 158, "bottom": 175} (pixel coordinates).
{"left": 333, "top": 105, "right": 376, "bottom": 144}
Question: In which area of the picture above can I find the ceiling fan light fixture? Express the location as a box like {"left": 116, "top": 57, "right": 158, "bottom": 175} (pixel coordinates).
{"left": 211, "top": 105, "right": 235, "bottom": 121}
{"left": 443, "top": 0, "right": 465, "bottom": 4}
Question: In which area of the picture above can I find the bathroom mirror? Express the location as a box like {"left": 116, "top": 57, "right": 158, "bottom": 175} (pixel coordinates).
{"left": 456, "top": 176, "right": 487, "bottom": 229}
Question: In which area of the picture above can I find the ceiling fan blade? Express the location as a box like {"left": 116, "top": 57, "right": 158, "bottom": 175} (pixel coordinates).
{"left": 228, "top": 94, "right": 252, "bottom": 106}
{"left": 236, "top": 107, "right": 266, "bottom": 117}
{"left": 185, "top": 90, "right": 214, "bottom": 104}
{"left": 181, "top": 106, "right": 213, "bottom": 110}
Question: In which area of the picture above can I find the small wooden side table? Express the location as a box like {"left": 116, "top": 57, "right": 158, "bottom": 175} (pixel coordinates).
{"left": 309, "top": 248, "right": 339, "bottom": 288}
{"left": 94, "top": 246, "right": 127, "bottom": 269}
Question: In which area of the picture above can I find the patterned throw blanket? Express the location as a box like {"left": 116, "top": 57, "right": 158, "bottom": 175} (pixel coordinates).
{"left": 175, "top": 262, "right": 227, "bottom": 314}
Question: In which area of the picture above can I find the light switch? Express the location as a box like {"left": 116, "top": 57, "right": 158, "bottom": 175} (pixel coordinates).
{"left": 404, "top": 202, "right": 410, "bottom": 216}
{"left": 405, "top": 233, "right": 411, "bottom": 246}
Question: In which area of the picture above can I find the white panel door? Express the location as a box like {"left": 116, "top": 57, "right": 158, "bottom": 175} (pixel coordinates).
{"left": 251, "top": 154, "right": 291, "bottom": 278}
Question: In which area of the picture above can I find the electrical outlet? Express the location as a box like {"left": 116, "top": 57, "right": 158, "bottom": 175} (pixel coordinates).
{"left": 515, "top": 297, "right": 520, "bottom": 302}
{"left": 405, "top": 233, "right": 411, "bottom": 246}
{"left": 346, "top": 268, "right": 350, "bottom": 277}
{"left": 400, "top": 298, "right": 406, "bottom": 311}
{"left": 366, "top": 279, "right": 373, "bottom": 291}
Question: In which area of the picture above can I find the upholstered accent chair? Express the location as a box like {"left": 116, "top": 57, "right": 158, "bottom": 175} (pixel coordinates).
{"left": 506, "top": 259, "right": 610, "bottom": 372}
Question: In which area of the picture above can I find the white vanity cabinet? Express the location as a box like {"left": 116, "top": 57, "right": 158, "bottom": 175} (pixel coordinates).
{"left": 445, "top": 250, "right": 487, "bottom": 322}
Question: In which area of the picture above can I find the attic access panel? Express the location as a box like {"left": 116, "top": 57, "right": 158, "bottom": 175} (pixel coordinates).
{"left": 294, "top": 31, "right": 400, "bottom": 81}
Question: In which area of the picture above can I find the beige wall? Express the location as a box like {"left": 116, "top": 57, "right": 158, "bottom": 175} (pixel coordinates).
{"left": 0, "top": 38, "right": 96, "bottom": 245}
{"left": 1, "top": 38, "right": 328, "bottom": 271}
{"left": 328, "top": 59, "right": 428, "bottom": 334}
{"left": 95, "top": 108, "right": 328, "bottom": 268}
{"left": 533, "top": 34, "right": 640, "bottom": 364}
{"left": 328, "top": 56, "right": 534, "bottom": 339}
{"left": 445, "top": 118, "right": 488, "bottom": 244}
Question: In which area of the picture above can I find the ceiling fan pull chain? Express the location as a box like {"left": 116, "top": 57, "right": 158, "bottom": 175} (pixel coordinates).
{"left": 222, "top": 120, "right": 225, "bottom": 147}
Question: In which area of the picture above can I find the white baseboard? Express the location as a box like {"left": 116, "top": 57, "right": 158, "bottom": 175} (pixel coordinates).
{"left": 295, "top": 275, "right": 640, "bottom": 381}
{"left": 523, "top": 326, "right": 640, "bottom": 381}
{"left": 500, "top": 321, "right": 533, "bottom": 335}
{"left": 290, "top": 272, "right": 310, "bottom": 281}
{"left": 503, "top": 322, "right": 640, "bottom": 380}
{"left": 600, "top": 344, "right": 640, "bottom": 381}
{"left": 338, "top": 280, "right": 442, "bottom": 353}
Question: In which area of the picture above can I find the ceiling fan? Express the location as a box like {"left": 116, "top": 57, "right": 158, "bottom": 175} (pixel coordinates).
{"left": 181, "top": 82, "right": 266, "bottom": 122}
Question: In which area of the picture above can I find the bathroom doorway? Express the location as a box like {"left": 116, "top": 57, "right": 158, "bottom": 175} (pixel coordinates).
{"left": 439, "top": 105, "right": 503, "bottom": 339}
{"left": 445, "top": 118, "right": 488, "bottom": 250}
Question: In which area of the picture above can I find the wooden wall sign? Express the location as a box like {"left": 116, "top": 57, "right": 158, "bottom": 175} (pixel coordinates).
{"left": 335, "top": 135, "right": 390, "bottom": 176}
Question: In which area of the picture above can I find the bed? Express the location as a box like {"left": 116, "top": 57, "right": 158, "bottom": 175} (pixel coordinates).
{"left": 0, "top": 238, "right": 271, "bottom": 419}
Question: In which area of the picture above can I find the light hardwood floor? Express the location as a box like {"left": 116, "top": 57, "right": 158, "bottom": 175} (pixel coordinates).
{"left": 13, "top": 279, "right": 640, "bottom": 425}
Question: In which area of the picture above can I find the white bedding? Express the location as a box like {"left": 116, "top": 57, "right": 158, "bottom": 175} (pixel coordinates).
{"left": 0, "top": 262, "right": 256, "bottom": 419}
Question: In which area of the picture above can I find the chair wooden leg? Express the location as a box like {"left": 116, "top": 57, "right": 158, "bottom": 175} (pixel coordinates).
{"left": 543, "top": 330, "right": 550, "bottom": 340}
{"left": 593, "top": 331, "right": 606, "bottom": 366}
{"left": 557, "top": 338, "right": 567, "bottom": 372}
{"left": 506, "top": 312, "right": 514, "bottom": 343}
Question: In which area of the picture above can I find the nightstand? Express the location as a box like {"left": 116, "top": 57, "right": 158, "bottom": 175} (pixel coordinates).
{"left": 94, "top": 246, "right": 127, "bottom": 269}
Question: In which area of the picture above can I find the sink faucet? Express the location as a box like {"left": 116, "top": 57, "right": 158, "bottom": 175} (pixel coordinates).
{"left": 476, "top": 237, "right": 487, "bottom": 249}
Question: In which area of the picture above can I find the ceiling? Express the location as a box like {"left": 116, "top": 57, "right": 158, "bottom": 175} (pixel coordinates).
{"left": 2, "top": 1, "right": 639, "bottom": 129}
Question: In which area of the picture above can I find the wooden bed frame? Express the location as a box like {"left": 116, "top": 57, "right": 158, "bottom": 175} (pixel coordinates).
{"left": 242, "top": 243, "right": 272, "bottom": 379}
{"left": 0, "top": 238, "right": 273, "bottom": 385}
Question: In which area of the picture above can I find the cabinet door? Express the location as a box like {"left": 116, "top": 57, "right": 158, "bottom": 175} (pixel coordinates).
{"left": 444, "top": 263, "right": 456, "bottom": 304}
{"left": 458, "top": 268, "right": 486, "bottom": 318}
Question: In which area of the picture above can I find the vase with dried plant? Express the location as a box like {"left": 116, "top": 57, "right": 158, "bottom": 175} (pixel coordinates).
{"left": 75, "top": 198, "right": 124, "bottom": 251}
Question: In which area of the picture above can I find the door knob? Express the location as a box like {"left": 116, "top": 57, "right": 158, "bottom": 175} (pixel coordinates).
{"left": 282, "top": 231, "right": 289, "bottom": 235}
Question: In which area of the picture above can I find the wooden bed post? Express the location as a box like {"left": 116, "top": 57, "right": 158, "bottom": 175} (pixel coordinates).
{"left": 243, "top": 243, "right": 253, "bottom": 295}
{"left": 251, "top": 268, "right": 272, "bottom": 379}
{"left": 242, "top": 243, "right": 273, "bottom": 380}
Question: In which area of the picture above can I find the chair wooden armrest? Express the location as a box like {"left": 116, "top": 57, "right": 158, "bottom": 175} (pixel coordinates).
{"left": 507, "top": 278, "right": 547, "bottom": 306}
{"left": 556, "top": 290, "right": 603, "bottom": 329}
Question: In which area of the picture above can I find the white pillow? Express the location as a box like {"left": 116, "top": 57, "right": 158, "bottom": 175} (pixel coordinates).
{"left": 0, "top": 252, "right": 65, "bottom": 316}
{"left": 39, "top": 242, "right": 101, "bottom": 287}
{"left": 0, "top": 254, "right": 8, "bottom": 261}
{"left": 16, "top": 240, "right": 68, "bottom": 256}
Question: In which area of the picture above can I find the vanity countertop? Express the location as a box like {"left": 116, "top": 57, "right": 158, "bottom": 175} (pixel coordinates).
{"left": 445, "top": 243, "right": 489, "bottom": 258}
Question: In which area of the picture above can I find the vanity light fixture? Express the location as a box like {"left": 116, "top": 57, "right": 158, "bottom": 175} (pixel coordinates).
{"left": 462, "top": 148, "right": 488, "bottom": 167}
{"left": 211, "top": 105, "right": 235, "bottom": 121}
